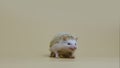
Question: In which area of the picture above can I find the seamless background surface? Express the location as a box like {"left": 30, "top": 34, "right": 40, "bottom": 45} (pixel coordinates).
{"left": 0, "top": 0, "right": 119, "bottom": 68}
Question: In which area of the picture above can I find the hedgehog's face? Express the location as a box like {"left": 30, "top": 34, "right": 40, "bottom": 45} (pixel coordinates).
{"left": 60, "top": 39, "right": 77, "bottom": 51}
{"left": 66, "top": 39, "right": 77, "bottom": 51}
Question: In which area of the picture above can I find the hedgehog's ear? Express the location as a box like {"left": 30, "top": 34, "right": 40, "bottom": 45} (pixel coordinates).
{"left": 62, "top": 36, "right": 67, "bottom": 41}
{"left": 75, "top": 37, "right": 78, "bottom": 41}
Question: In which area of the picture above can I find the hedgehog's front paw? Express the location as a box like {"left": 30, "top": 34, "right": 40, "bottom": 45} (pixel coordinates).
{"left": 55, "top": 52, "right": 59, "bottom": 58}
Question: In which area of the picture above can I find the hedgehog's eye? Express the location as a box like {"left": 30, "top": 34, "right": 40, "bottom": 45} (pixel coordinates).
{"left": 67, "top": 43, "right": 71, "bottom": 45}
{"left": 75, "top": 43, "right": 76, "bottom": 45}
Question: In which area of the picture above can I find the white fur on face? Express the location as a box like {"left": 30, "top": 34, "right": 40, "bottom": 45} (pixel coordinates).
{"left": 58, "top": 39, "right": 77, "bottom": 48}
{"left": 67, "top": 40, "right": 77, "bottom": 45}
{"left": 65, "top": 39, "right": 77, "bottom": 49}
{"left": 50, "top": 39, "right": 77, "bottom": 52}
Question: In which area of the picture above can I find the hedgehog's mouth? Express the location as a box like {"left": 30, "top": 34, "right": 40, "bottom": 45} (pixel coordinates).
{"left": 69, "top": 47, "right": 76, "bottom": 51}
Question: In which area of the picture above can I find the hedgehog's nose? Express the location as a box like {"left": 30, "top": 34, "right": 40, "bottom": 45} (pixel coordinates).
{"left": 73, "top": 47, "right": 77, "bottom": 50}
{"left": 69, "top": 47, "right": 77, "bottom": 50}
{"left": 74, "top": 47, "right": 77, "bottom": 49}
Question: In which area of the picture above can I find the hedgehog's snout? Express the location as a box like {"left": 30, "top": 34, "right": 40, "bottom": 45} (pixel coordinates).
{"left": 69, "top": 46, "right": 77, "bottom": 51}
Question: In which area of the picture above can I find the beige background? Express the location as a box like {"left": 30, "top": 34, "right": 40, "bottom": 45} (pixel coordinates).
{"left": 0, "top": 0, "right": 119, "bottom": 68}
